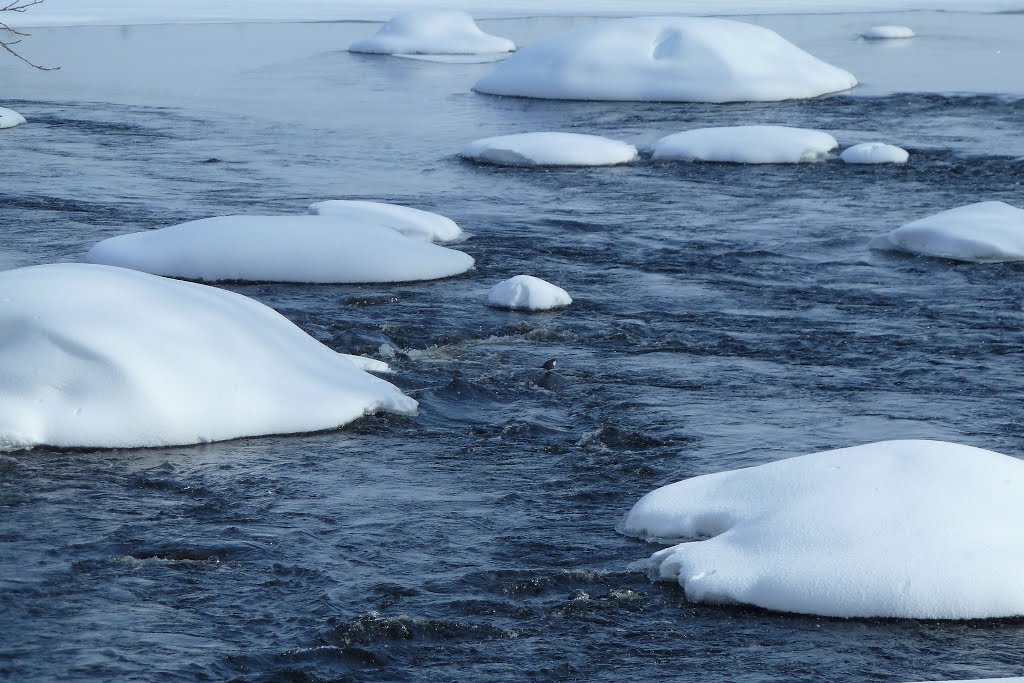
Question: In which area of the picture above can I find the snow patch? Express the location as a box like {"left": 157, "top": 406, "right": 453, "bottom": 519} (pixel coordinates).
{"left": 0, "top": 263, "right": 416, "bottom": 451}
{"left": 0, "top": 107, "right": 27, "bottom": 129}
{"left": 349, "top": 10, "right": 514, "bottom": 55}
{"left": 487, "top": 275, "right": 572, "bottom": 311}
{"left": 652, "top": 126, "right": 838, "bottom": 164}
{"left": 474, "top": 17, "right": 857, "bottom": 103}
{"left": 462, "top": 132, "right": 638, "bottom": 167}
{"left": 840, "top": 142, "right": 909, "bottom": 164}
{"left": 620, "top": 440, "right": 1024, "bottom": 619}
{"left": 307, "top": 200, "right": 464, "bottom": 243}
{"left": 86, "top": 215, "right": 474, "bottom": 283}
{"left": 863, "top": 25, "right": 915, "bottom": 39}
{"left": 870, "top": 201, "right": 1024, "bottom": 262}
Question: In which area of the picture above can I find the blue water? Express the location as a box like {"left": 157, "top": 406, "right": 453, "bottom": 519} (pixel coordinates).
{"left": 2, "top": 14, "right": 1024, "bottom": 682}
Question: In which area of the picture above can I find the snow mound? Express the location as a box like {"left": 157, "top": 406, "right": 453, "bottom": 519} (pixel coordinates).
{"left": 393, "top": 53, "right": 509, "bottom": 64}
{"left": 473, "top": 17, "right": 856, "bottom": 103}
{"left": 870, "top": 201, "right": 1024, "bottom": 262}
{"left": 307, "top": 200, "right": 464, "bottom": 243}
{"left": 0, "top": 107, "right": 26, "bottom": 129}
{"left": 652, "top": 126, "right": 838, "bottom": 164}
{"left": 619, "top": 440, "right": 1024, "bottom": 619}
{"left": 863, "top": 25, "right": 915, "bottom": 39}
{"left": 86, "top": 215, "right": 475, "bottom": 283}
{"left": 0, "top": 263, "right": 417, "bottom": 451}
{"left": 349, "top": 10, "right": 514, "bottom": 55}
{"left": 841, "top": 142, "right": 909, "bottom": 164}
{"left": 461, "top": 132, "right": 638, "bottom": 167}
{"left": 487, "top": 275, "right": 572, "bottom": 311}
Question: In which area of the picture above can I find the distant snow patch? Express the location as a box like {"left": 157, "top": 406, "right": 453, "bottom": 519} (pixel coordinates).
{"left": 349, "top": 10, "right": 514, "bottom": 55}
{"left": 840, "top": 142, "right": 909, "bottom": 164}
{"left": 652, "top": 126, "right": 838, "bottom": 164}
{"left": 863, "top": 25, "right": 915, "bottom": 39}
{"left": 620, "top": 439, "right": 1024, "bottom": 619}
{"left": 462, "top": 132, "right": 638, "bottom": 167}
{"left": 474, "top": 17, "right": 856, "bottom": 103}
{"left": 487, "top": 275, "right": 572, "bottom": 311}
{"left": 86, "top": 215, "right": 474, "bottom": 282}
{"left": 0, "top": 107, "right": 26, "bottom": 129}
{"left": 0, "top": 263, "right": 416, "bottom": 451}
{"left": 392, "top": 53, "right": 510, "bottom": 64}
{"left": 870, "top": 201, "right": 1024, "bottom": 262}
{"left": 307, "top": 200, "right": 464, "bottom": 243}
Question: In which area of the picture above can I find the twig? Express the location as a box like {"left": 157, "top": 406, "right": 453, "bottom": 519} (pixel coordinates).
{"left": 0, "top": 0, "right": 58, "bottom": 70}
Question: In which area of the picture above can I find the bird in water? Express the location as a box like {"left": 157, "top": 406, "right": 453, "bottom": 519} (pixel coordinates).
{"left": 537, "top": 358, "right": 567, "bottom": 390}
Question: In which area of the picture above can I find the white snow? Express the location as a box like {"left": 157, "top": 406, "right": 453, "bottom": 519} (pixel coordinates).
{"left": 307, "top": 200, "right": 464, "bottom": 243}
{"left": 0, "top": 263, "right": 417, "bottom": 451}
{"left": 86, "top": 215, "right": 475, "bottom": 283}
{"left": 652, "top": 126, "right": 838, "bottom": 164}
{"left": 349, "top": 10, "right": 514, "bottom": 55}
{"left": 487, "top": 275, "right": 572, "bottom": 311}
{"left": 619, "top": 439, "right": 1024, "bottom": 619}
{"left": 461, "top": 132, "right": 638, "bottom": 167}
{"left": 863, "top": 25, "right": 916, "bottom": 39}
{"left": 0, "top": 107, "right": 27, "bottom": 129}
{"left": 870, "top": 201, "right": 1024, "bottom": 262}
{"left": 840, "top": 142, "right": 909, "bottom": 164}
{"left": 473, "top": 17, "right": 857, "bottom": 103}
{"left": 7, "top": 1, "right": 1021, "bottom": 27}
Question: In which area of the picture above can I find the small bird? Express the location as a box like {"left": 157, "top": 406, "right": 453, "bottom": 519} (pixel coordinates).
{"left": 537, "top": 358, "right": 566, "bottom": 390}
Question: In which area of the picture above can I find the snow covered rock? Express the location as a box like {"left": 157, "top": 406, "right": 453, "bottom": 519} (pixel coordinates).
{"left": 474, "top": 17, "right": 856, "bottom": 103}
{"left": 349, "top": 10, "right": 514, "bottom": 56}
{"left": 863, "top": 25, "right": 915, "bottom": 39}
{"left": 487, "top": 275, "right": 572, "bottom": 311}
{"left": 0, "top": 263, "right": 417, "bottom": 451}
{"left": 620, "top": 440, "right": 1024, "bottom": 619}
{"left": 307, "top": 200, "right": 464, "bottom": 243}
{"left": 840, "top": 142, "right": 909, "bottom": 164}
{"left": 652, "top": 126, "right": 838, "bottom": 164}
{"left": 0, "top": 107, "right": 26, "bottom": 129}
{"left": 870, "top": 201, "right": 1024, "bottom": 262}
{"left": 86, "top": 215, "right": 475, "bottom": 283}
{"left": 461, "top": 132, "right": 638, "bottom": 167}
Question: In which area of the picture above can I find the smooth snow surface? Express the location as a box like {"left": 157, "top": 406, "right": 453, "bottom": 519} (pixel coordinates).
{"left": 473, "top": 17, "right": 857, "bottom": 103}
{"left": 307, "top": 200, "right": 464, "bottom": 242}
{"left": 863, "top": 25, "right": 916, "bottom": 39}
{"left": 487, "top": 275, "right": 572, "bottom": 311}
{"left": 462, "top": 132, "right": 638, "bottom": 167}
{"left": 870, "top": 201, "right": 1024, "bottom": 262}
{"left": 0, "top": 107, "right": 26, "bottom": 129}
{"left": 620, "top": 440, "right": 1024, "bottom": 619}
{"left": 841, "top": 142, "right": 909, "bottom": 164}
{"left": 0, "top": 263, "right": 417, "bottom": 451}
{"left": 86, "top": 215, "right": 475, "bottom": 282}
{"left": 652, "top": 126, "right": 838, "bottom": 164}
{"left": 349, "top": 10, "right": 514, "bottom": 55}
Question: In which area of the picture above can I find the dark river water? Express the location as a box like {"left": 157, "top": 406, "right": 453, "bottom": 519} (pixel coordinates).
{"left": 2, "top": 13, "right": 1024, "bottom": 683}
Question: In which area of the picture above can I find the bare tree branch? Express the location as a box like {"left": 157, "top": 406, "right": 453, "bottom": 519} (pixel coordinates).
{"left": 1, "top": 0, "right": 58, "bottom": 71}
{"left": 1, "top": 1, "right": 45, "bottom": 13}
